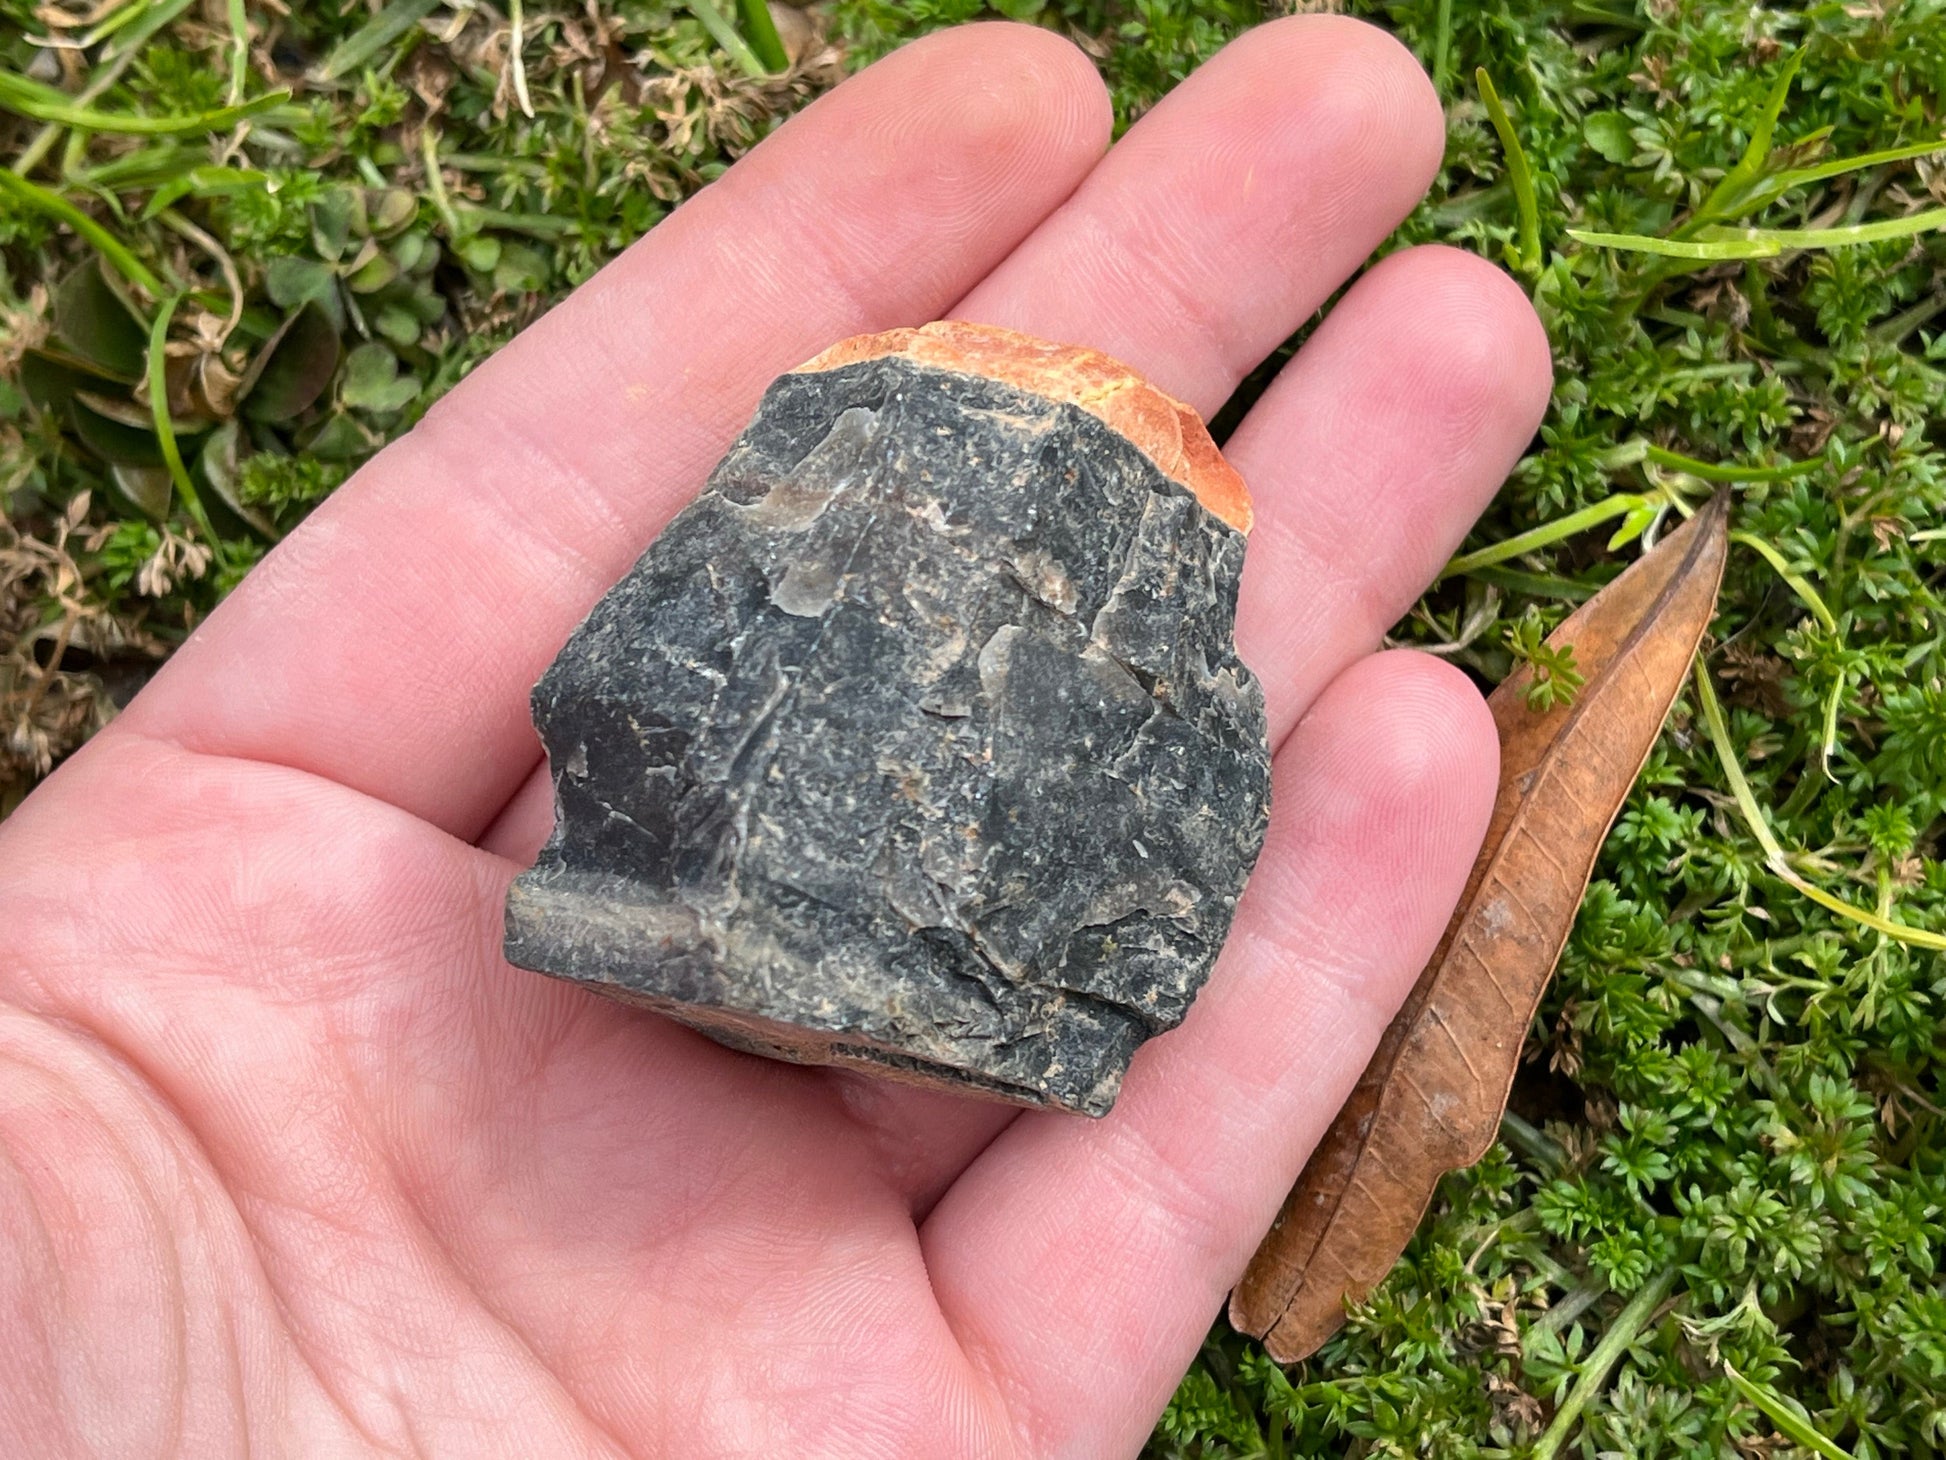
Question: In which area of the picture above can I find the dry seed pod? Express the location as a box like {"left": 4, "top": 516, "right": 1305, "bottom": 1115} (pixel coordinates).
{"left": 505, "top": 321, "right": 1271, "bottom": 1116}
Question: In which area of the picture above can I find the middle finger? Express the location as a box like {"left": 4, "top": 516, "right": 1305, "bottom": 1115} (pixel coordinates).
{"left": 831, "top": 13, "right": 1460, "bottom": 1210}
{"left": 955, "top": 13, "right": 1443, "bottom": 420}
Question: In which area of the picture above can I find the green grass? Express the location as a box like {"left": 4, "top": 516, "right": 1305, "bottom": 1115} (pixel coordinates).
{"left": 4, "top": 1, "right": 1946, "bottom": 1454}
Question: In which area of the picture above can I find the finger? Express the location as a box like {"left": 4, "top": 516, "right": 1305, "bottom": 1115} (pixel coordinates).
{"left": 115, "top": 24, "right": 1112, "bottom": 841}
{"left": 922, "top": 651, "right": 1499, "bottom": 1458}
{"left": 798, "top": 13, "right": 1451, "bottom": 1211}
{"left": 1231, "top": 244, "right": 1553, "bottom": 741}
{"left": 954, "top": 13, "right": 1445, "bottom": 418}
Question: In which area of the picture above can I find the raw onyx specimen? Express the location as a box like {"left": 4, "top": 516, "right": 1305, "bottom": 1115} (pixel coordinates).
{"left": 504, "top": 321, "right": 1271, "bottom": 1115}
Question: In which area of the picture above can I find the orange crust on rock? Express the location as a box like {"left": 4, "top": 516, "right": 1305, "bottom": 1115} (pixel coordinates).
{"left": 794, "top": 321, "right": 1253, "bottom": 534}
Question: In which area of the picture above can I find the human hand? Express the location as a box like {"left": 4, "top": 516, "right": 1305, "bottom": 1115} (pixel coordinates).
{"left": 0, "top": 18, "right": 1550, "bottom": 1457}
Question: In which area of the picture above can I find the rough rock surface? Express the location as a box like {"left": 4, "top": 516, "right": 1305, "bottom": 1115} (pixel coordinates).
{"left": 504, "top": 323, "right": 1272, "bottom": 1115}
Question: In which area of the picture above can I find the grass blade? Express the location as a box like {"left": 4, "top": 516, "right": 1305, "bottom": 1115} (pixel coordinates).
{"left": 737, "top": 0, "right": 791, "bottom": 73}
{"left": 1465, "top": 564, "right": 1600, "bottom": 602}
{"left": 1440, "top": 493, "right": 1654, "bottom": 579}
{"left": 1728, "top": 135, "right": 1946, "bottom": 218}
{"left": 1729, "top": 530, "right": 1837, "bottom": 632}
{"left": 508, "top": 0, "right": 534, "bottom": 118}
{"left": 1431, "top": 0, "right": 1454, "bottom": 94}
{"left": 0, "top": 169, "right": 164, "bottom": 295}
{"left": 226, "top": 0, "right": 250, "bottom": 103}
{"left": 145, "top": 292, "right": 225, "bottom": 567}
{"left": 1531, "top": 1268, "right": 1680, "bottom": 1460}
{"left": 685, "top": 0, "right": 770, "bottom": 79}
{"left": 1695, "top": 667, "right": 1946, "bottom": 951}
{"left": 74, "top": 0, "right": 156, "bottom": 49}
{"left": 1572, "top": 207, "right": 1946, "bottom": 259}
{"left": 1477, "top": 67, "right": 1541, "bottom": 273}
{"left": 316, "top": 0, "right": 444, "bottom": 82}
{"left": 1723, "top": 1365, "right": 1858, "bottom": 1460}
{"left": 0, "top": 70, "right": 291, "bottom": 136}
{"left": 1642, "top": 443, "right": 1816, "bottom": 483}
{"left": 1696, "top": 49, "right": 1804, "bottom": 224}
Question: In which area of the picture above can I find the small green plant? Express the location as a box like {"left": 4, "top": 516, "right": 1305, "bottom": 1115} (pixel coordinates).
{"left": 1505, "top": 608, "right": 1585, "bottom": 712}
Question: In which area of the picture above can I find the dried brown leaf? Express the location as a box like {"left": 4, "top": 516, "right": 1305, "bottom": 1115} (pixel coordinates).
{"left": 1230, "top": 492, "right": 1731, "bottom": 1362}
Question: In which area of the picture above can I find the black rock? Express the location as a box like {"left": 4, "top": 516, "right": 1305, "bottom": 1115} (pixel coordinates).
{"left": 505, "top": 324, "right": 1272, "bottom": 1115}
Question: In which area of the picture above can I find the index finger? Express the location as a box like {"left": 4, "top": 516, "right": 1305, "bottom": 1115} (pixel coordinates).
{"left": 114, "top": 25, "right": 1111, "bottom": 841}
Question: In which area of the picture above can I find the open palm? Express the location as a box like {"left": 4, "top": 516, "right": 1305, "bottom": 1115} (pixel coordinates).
{"left": 1, "top": 18, "right": 1551, "bottom": 1458}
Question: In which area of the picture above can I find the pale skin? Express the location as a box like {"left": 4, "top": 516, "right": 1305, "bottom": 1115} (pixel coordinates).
{"left": 0, "top": 18, "right": 1554, "bottom": 1459}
